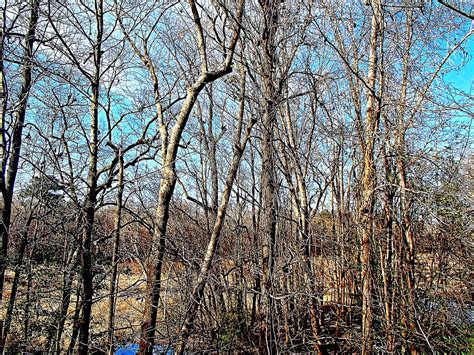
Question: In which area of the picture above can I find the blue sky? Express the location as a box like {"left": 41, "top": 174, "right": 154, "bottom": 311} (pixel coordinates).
{"left": 444, "top": 37, "right": 474, "bottom": 94}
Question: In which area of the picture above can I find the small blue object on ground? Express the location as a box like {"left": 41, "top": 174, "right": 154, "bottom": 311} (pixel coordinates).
{"left": 115, "top": 343, "right": 139, "bottom": 355}
{"left": 115, "top": 343, "right": 174, "bottom": 355}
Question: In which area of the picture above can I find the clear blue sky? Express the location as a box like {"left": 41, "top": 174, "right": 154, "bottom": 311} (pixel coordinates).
{"left": 445, "top": 37, "right": 474, "bottom": 94}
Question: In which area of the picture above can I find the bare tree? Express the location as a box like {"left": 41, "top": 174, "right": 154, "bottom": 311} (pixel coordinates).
{"left": 0, "top": 1, "right": 40, "bottom": 351}
{"left": 0, "top": 0, "right": 471, "bottom": 353}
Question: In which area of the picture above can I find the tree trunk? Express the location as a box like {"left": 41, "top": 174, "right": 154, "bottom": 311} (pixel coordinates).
{"left": 176, "top": 68, "right": 251, "bottom": 353}
{"left": 1, "top": 217, "right": 35, "bottom": 350}
{"left": 108, "top": 149, "right": 124, "bottom": 354}
{"left": 0, "top": 1, "right": 40, "bottom": 351}
{"left": 78, "top": 1, "right": 103, "bottom": 351}
{"left": 381, "top": 140, "right": 395, "bottom": 352}
{"left": 139, "top": 164, "right": 176, "bottom": 355}
{"left": 54, "top": 256, "right": 76, "bottom": 354}
{"left": 397, "top": 9, "right": 416, "bottom": 352}
{"left": 68, "top": 284, "right": 83, "bottom": 353}
{"left": 258, "top": 1, "right": 279, "bottom": 353}
{"left": 360, "top": 1, "right": 382, "bottom": 353}
{"left": 54, "top": 221, "right": 80, "bottom": 354}
{"left": 138, "top": 1, "right": 244, "bottom": 350}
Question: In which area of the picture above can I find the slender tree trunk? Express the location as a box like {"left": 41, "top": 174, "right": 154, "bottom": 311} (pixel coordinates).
{"left": 0, "top": 1, "right": 39, "bottom": 351}
{"left": 78, "top": 2, "right": 103, "bottom": 352}
{"left": 250, "top": 144, "right": 260, "bottom": 328}
{"left": 54, "top": 221, "right": 81, "bottom": 354}
{"left": 177, "top": 136, "right": 251, "bottom": 353}
{"left": 23, "top": 244, "right": 34, "bottom": 347}
{"left": 381, "top": 141, "right": 395, "bottom": 353}
{"left": 176, "top": 69, "right": 251, "bottom": 353}
{"left": 234, "top": 194, "right": 247, "bottom": 336}
{"left": 206, "top": 86, "right": 219, "bottom": 221}
{"left": 396, "top": 9, "right": 416, "bottom": 353}
{"left": 1, "top": 217, "right": 35, "bottom": 350}
{"left": 138, "top": 1, "right": 244, "bottom": 350}
{"left": 258, "top": 1, "right": 279, "bottom": 353}
{"left": 0, "top": 10, "right": 7, "bottom": 323}
{"left": 139, "top": 84, "right": 211, "bottom": 354}
{"left": 55, "top": 256, "right": 76, "bottom": 354}
{"left": 139, "top": 163, "right": 176, "bottom": 355}
{"left": 68, "top": 284, "right": 82, "bottom": 354}
{"left": 108, "top": 150, "right": 124, "bottom": 354}
{"left": 281, "top": 96, "right": 323, "bottom": 353}
{"left": 360, "top": 1, "right": 382, "bottom": 353}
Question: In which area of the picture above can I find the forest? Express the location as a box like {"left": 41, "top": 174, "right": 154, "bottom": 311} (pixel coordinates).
{"left": 0, "top": 0, "right": 473, "bottom": 353}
